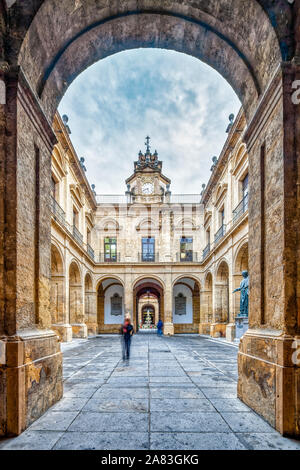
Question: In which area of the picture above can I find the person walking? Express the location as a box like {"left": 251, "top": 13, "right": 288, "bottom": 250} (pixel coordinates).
{"left": 120, "top": 317, "right": 134, "bottom": 361}
{"left": 157, "top": 319, "right": 163, "bottom": 336}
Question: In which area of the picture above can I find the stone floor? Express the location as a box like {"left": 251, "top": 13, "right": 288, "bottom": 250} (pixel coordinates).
{"left": 1, "top": 334, "right": 300, "bottom": 450}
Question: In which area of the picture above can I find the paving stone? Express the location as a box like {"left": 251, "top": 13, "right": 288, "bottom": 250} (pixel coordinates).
{"left": 150, "top": 411, "right": 230, "bottom": 433}
{"left": 150, "top": 398, "right": 215, "bottom": 412}
{"left": 221, "top": 412, "right": 276, "bottom": 433}
{"left": 2, "top": 335, "right": 299, "bottom": 450}
{"left": 238, "top": 433, "right": 300, "bottom": 450}
{"left": 0, "top": 431, "right": 64, "bottom": 450}
{"left": 150, "top": 388, "right": 205, "bottom": 399}
{"left": 107, "top": 377, "right": 148, "bottom": 385}
{"left": 29, "top": 411, "right": 79, "bottom": 431}
{"left": 191, "top": 377, "right": 236, "bottom": 387}
{"left": 149, "top": 370, "right": 186, "bottom": 377}
{"left": 83, "top": 398, "right": 149, "bottom": 413}
{"left": 69, "top": 411, "right": 149, "bottom": 432}
{"left": 64, "top": 387, "right": 99, "bottom": 398}
{"left": 150, "top": 432, "right": 246, "bottom": 450}
{"left": 93, "top": 387, "right": 149, "bottom": 399}
{"left": 51, "top": 397, "right": 89, "bottom": 412}
{"left": 150, "top": 376, "right": 192, "bottom": 383}
{"left": 200, "top": 387, "right": 237, "bottom": 398}
{"left": 209, "top": 398, "right": 250, "bottom": 412}
{"left": 53, "top": 432, "right": 149, "bottom": 450}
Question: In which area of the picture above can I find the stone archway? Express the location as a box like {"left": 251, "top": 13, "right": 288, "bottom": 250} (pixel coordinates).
{"left": 140, "top": 303, "right": 158, "bottom": 329}
{"left": 97, "top": 278, "right": 125, "bottom": 334}
{"left": 1, "top": 0, "right": 299, "bottom": 437}
{"left": 50, "top": 244, "right": 72, "bottom": 342}
{"left": 172, "top": 277, "right": 200, "bottom": 334}
{"left": 133, "top": 278, "right": 164, "bottom": 333}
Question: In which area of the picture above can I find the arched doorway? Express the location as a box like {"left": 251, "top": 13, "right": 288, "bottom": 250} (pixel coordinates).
{"left": 211, "top": 261, "right": 229, "bottom": 338}
{"left": 1, "top": 1, "right": 298, "bottom": 437}
{"left": 50, "top": 244, "right": 72, "bottom": 342}
{"left": 97, "top": 278, "right": 125, "bottom": 334}
{"left": 200, "top": 272, "right": 213, "bottom": 335}
{"left": 133, "top": 278, "right": 164, "bottom": 332}
{"left": 69, "top": 261, "right": 87, "bottom": 338}
{"left": 141, "top": 303, "right": 157, "bottom": 329}
{"left": 173, "top": 277, "right": 200, "bottom": 334}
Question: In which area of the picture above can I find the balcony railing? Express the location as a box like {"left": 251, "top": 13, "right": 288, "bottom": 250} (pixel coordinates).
{"left": 96, "top": 194, "right": 201, "bottom": 204}
{"left": 72, "top": 225, "right": 83, "bottom": 245}
{"left": 51, "top": 196, "right": 66, "bottom": 225}
{"left": 138, "top": 252, "right": 159, "bottom": 263}
{"left": 214, "top": 224, "right": 226, "bottom": 244}
{"left": 170, "top": 194, "right": 201, "bottom": 204}
{"left": 96, "top": 195, "right": 128, "bottom": 204}
{"left": 176, "top": 252, "right": 198, "bottom": 262}
{"left": 202, "top": 243, "right": 211, "bottom": 260}
{"left": 233, "top": 193, "right": 249, "bottom": 224}
{"left": 98, "top": 253, "right": 120, "bottom": 263}
{"left": 87, "top": 244, "right": 95, "bottom": 260}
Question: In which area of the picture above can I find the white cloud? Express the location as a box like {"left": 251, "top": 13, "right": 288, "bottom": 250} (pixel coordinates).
{"left": 59, "top": 49, "right": 241, "bottom": 194}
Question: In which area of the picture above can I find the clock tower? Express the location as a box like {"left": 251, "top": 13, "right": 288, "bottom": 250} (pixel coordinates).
{"left": 125, "top": 137, "right": 171, "bottom": 204}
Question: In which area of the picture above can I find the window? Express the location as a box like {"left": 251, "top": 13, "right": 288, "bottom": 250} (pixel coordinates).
{"left": 104, "top": 238, "right": 117, "bottom": 262}
{"left": 206, "top": 229, "right": 210, "bottom": 245}
{"left": 220, "top": 208, "right": 225, "bottom": 226}
{"left": 242, "top": 173, "right": 249, "bottom": 198}
{"left": 73, "top": 207, "right": 79, "bottom": 228}
{"left": 242, "top": 174, "right": 249, "bottom": 212}
{"left": 110, "top": 293, "right": 122, "bottom": 316}
{"left": 180, "top": 237, "right": 193, "bottom": 262}
{"left": 175, "top": 293, "right": 187, "bottom": 316}
{"left": 87, "top": 228, "right": 91, "bottom": 245}
{"left": 51, "top": 177, "right": 58, "bottom": 200}
{"left": 142, "top": 237, "right": 155, "bottom": 262}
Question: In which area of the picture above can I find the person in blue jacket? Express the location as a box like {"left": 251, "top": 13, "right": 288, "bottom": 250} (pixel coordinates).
{"left": 157, "top": 319, "right": 163, "bottom": 336}
{"left": 120, "top": 317, "right": 134, "bottom": 360}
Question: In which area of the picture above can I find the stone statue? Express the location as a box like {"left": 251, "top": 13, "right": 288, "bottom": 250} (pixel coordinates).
{"left": 233, "top": 270, "right": 249, "bottom": 317}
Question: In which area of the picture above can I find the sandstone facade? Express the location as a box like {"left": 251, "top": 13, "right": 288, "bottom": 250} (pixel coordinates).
{"left": 50, "top": 110, "right": 248, "bottom": 340}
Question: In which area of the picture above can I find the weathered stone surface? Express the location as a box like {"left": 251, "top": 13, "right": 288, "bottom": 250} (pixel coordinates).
{"left": 2, "top": 334, "right": 300, "bottom": 450}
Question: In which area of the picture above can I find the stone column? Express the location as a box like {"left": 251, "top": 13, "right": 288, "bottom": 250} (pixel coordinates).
{"left": 163, "top": 273, "right": 174, "bottom": 335}
{"left": 97, "top": 286, "right": 105, "bottom": 333}
{"left": 238, "top": 63, "right": 300, "bottom": 437}
{"left": 51, "top": 274, "right": 72, "bottom": 342}
{"left": 210, "top": 282, "right": 228, "bottom": 338}
{"left": 85, "top": 291, "right": 97, "bottom": 336}
{"left": 199, "top": 288, "right": 212, "bottom": 335}
{"left": 0, "top": 69, "right": 62, "bottom": 436}
{"left": 124, "top": 270, "right": 133, "bottom": 323}
{"left": 70, "top": 282, "right": 87, "bottom": 338}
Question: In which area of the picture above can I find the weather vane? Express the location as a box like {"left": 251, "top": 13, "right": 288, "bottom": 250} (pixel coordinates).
{"left": 145, "top": 136, "right": 151, "bottom": 153}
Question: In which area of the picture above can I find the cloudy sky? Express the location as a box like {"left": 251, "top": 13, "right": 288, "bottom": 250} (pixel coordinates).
{"left": 58, "top": 49, "right": 241, "bottom": 195}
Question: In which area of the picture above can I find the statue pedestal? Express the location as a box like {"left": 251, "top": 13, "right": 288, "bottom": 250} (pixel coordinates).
{"left": 210, "top": 323, "right": 226, "bottom": 338}
{"left": 235, "top": 315, "right": 249, "bottom": 339}
{"left": 226, "top": 323, "right": 236, "bottom": 342}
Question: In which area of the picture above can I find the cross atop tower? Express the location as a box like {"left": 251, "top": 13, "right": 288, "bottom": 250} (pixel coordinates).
{"left": 145, "top": 136, "right": 151, "bottom": 154}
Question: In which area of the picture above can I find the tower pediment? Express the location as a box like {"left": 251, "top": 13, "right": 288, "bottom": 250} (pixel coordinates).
{"left": 125, "top": 137, "right": 171, "bottom": 203}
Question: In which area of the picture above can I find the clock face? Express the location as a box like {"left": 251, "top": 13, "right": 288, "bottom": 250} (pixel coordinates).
{"left": 142, "top": 182, "right": 154, "bottom": 195}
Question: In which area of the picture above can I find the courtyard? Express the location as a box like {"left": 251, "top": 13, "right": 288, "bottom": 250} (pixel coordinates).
{"left": 1, "top": 334, "right": 300, "bottom": 451}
